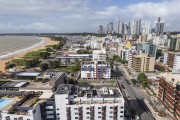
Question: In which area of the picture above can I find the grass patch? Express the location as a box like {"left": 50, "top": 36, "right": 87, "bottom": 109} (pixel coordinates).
{"left": 56, "top": 66, "right": 80, "bottom": 73}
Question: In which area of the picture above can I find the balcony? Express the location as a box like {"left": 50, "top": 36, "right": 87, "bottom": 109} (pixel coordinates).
{"left": 78, "top": 107, "right": 83, "bottom": 112}
{"left": 78, "top": 116, "right": 83, "bottom": 120}
{"left": 67, "top": 115, "right": 71, "bottom": 120}
{"left": 113, "top": 115, "right": 117, "bottom": 120}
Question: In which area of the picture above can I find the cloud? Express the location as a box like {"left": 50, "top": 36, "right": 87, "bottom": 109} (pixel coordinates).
{"left": 0, "top": 0, "right": 179, "bottom": 32}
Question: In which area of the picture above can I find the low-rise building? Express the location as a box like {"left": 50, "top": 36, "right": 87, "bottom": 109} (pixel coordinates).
{"left": 55, "top": 84, "right": 125, "bottom": 120}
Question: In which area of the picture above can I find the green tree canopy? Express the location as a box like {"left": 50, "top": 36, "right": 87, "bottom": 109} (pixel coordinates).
{"left": 39, "top": 63, "right": 49, "bottom": 71}
{"left": 49, "top": 60, "right": 61, "bottom": 68}
{"left": 39, "top": 51, "right": 50, "bottom": 59}
{"left": 156, "top": 49, "right": 163, "bottom": 59}
{"left": 5, "top": 63, "right": 16, "bottom": 69}
{"left": 137, "top": 73, "right": 147, "bottom": 82}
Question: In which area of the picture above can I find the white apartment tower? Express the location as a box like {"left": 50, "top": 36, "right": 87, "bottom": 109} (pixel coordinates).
{"left": 93, "top": 49, "right": 106, "bottom": 61}
{"left": 172, "top": 53, "right": 180, "bottom": 73}
{"left": 142, "top": 20, "right": 151, "bottom": 35}
{"left": 55, "top": 84, "right": 125, "bottom": 120}
{"left": 81, "top": 61, "right": 111, "bottom": 79}
{"left": 131, "top": 19, "right": 141, "bottom": 35}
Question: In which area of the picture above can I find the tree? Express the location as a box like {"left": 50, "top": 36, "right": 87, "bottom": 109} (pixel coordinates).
{"left": 86, "top": 46, "right": 91, "bottom": 50}
{"left": 129, "top": 109, "right": 136, "bottom": 119}
{"left": 46, "top": 47, "right": 53, "bottom": 52}
{"left": 156, "top": 49, "right": 163, "bottom": 59}
{"left": 49, "top": 60, "right": 61, "bottom": 68}
{"left": 113, "top": 55, "right": 119, "bottom": 59}
{"left": 26, "top": 59, "right": 40, "bottom": 68}
{"left": 131, "top": 79, "right": 136, "bottom": 85}
{"left": 39, "top": 63, "right": 49, "bottom": 71}
{"left": 142, "top": 80, "right": 152, "bottom": 88}
{"left": 5, "top": 63, "right": 16, "bottom": 69}
{"left": 39, "top": 51, "right": 50, "bottom": 59}
{"left": 137, "top": 73, "right": 147, "bottom": 83}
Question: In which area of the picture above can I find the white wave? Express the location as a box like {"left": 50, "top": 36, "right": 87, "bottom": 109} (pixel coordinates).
{"left": 0, "top": 37, "right": 47, "bottom": 60}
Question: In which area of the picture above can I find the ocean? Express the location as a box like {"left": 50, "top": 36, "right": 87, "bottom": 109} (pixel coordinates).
{"left": 0, "top": 36, "right": 43, "bottom": 59}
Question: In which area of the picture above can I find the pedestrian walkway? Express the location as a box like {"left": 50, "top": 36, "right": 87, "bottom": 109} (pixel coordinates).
{"left": 144, "top": 99, "right": 172, "bottom": 120}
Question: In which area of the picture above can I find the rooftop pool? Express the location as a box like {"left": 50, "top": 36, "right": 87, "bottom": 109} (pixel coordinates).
{"left": 0, "top": 99, "right": 13, "bottom": 109}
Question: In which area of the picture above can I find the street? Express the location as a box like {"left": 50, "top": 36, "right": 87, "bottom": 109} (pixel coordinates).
{"left": 116, "top": 65, "right": 155, "bottom": 120}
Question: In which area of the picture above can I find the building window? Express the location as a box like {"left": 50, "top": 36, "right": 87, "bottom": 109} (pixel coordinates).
{"left": 110, "top": 107, "right": 113, "bottom": 109}
{"left": 87, "top": 112, "right": 90, "bottom": 114}
{"left": 74, "top": 108, "right": 77, "bottom": 110}
{"left": 120, "top": 116, "right": 123, "bottom": 118}
{"left": 120, "top": 111, "right": 124, "bottom": 113}
{"left": 98, "top": 112, "right": 101, "bottom": 114}
{"left": 57, "top": 108, "right": 59, "bottom": 110}
{"left": 86, "top": 107, "right": 90, "bottom": 110}
{"left": 98, "top": 116, "right": 101, "bottom": 118}
{"left": 57, "top": 113, "right": 60, "bottom": 115}
{"left": 98, "top": 107, "right": 101, "bottom": 109}
{"left": 109, "top": 116, "right": 113, "bottom": 118}
{"left": 120, "top": 106, "right": 124, "bottom": 109}
{"left": 75, "top": 117, "right": 78, "bottom": 119}
{"left": 110, "top": 111, "right": 113, "bottom": 113}
{"left": 86, "top": 117, "right": 90, "bottom": 119}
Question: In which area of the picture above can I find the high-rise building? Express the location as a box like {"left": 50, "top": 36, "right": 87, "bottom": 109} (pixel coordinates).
{"left": 142, "top": 20, "right": 151, "bottom": 35}
{"left": 81, "top": 61, "right": 111, "bottom": 79}
{"left": 119, "top": 22, "right": 125, "bottom": 34}
{"left": 168, "top": 34, "right": 180, "bottom": 51}
{"left": 136, "top": 41, "right": 157, "bottom": 57}
{"left": 109, "top": 22, "right": 114, "bottom": 33}
{"left": 131, "top": 19, "right": 141, "bottom": 35}
{"left": 156, "top": 17, "right": 164, "bottom": 36}
{"left": 132, "top": 53, "right": 155, "bottom": 72}
{"left": 93, "top": 49, "right": 106, "bottom": 61}
{"left": 116, "top": 18, "right": 120, "bottom": 34}
{"left": 55, "top": 84, "right": 125, "bottom": 120}
{"left": 98, "top": 25, "right": 103, "bottom": 34}
{"left": 157, "top": 73, "right": 180, "bottom": 120}
{"left": 172, "top": 52, "right": 180, "bottom": 73}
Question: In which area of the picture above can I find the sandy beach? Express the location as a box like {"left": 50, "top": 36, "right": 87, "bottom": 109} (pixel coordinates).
{"left": 0, "top": 37, "right": 59, "bottom": 73}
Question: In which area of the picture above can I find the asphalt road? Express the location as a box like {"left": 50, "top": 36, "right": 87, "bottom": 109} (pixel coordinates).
{"left": 116, "top": 66, "right": 155, "bottom": 120}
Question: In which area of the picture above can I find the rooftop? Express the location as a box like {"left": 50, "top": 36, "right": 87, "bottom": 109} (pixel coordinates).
{"left": 20, "top": 82, "right": 53, "bottom": 90}
{"left": 56, "top": 84, "right": 122, "bottom": 99}
{"left": 158, "top": 72, "right": 180, "bottom": 86}
{"left": 16, "top": 72, "right": 41, "bottom": 77}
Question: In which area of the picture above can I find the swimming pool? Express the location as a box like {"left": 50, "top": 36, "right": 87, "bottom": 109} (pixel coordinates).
{"left": 0, "top": 99, "right": 13, "bottom": 109}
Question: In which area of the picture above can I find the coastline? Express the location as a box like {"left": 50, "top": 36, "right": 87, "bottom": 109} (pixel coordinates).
{"left": 0, "top": 37, "right": 59, "bottom": 73}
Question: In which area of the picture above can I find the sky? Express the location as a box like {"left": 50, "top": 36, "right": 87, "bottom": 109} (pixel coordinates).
{"left": 0, "top": 0, "right": 179, "bottom": 33}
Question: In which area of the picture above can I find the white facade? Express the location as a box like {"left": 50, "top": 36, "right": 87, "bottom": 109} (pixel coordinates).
{"left": 172, "top": 53, "right": 180, "bottom": 73}
{"left": 142, "top": 20, "right": 151, "bottom": 35}
{"left": 121, "top": 49, "right": 130, "bottom": 61}
{"left": 163, "top": 52, "right": 168, "bottom": 65}
{"left": 81, "top": 61, "right": 111, "bottom": 79}
{"left": 93, "top": 49, "right": 106, "bottom": 61}
{"left": 1, "top": 104, "right": 42, "bottom": 120}
{"left": 55, "top": 85, "right": 125, "bottom": 120}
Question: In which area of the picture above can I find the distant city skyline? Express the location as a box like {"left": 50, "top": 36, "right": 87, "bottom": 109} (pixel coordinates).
{"left": 0, "top": 0, "right": 180, "bottom": 33}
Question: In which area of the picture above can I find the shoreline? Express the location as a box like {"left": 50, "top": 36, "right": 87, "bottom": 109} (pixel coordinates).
{"left": 0, "top": 38, "right": 47, "bottom": 60}
{"left": 0, "top": 37, "right": 59, "bottom": 73}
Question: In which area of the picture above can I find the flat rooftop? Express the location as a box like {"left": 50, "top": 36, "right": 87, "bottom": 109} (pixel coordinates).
{"left": 159, "top": 72, "right": 180, "bottom": 86}
{"left": 16, "top": 72, "right": 41, "bottom": 77}
{"left": 56, "top": 84, "right": 122, "bottom": 98}
{"left": 20, "top": 82, "right": 53, "bottom": 90}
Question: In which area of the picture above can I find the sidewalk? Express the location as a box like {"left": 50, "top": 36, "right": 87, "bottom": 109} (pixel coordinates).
{"left": 144, "top": 99, "right": 172, "bottom": 120}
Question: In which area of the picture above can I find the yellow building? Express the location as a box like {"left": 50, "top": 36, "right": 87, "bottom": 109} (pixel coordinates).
{"left": 132, "top": 53, "right": 155, "bottom": 72}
